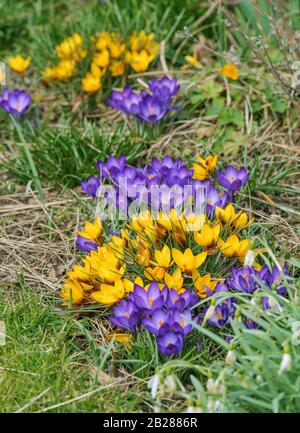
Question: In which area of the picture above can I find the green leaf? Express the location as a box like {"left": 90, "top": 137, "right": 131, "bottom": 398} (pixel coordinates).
{"left": 200, "top": 80, "right": 223, "bottom": 100}
{"left": 218, "top": 107, "right": 244, "bottom": 127}
{"left": 271, "top": 98, "right": 289, "bottom": 114}
{"left": 206, "top": 98, "right": 225, "bottom": 116}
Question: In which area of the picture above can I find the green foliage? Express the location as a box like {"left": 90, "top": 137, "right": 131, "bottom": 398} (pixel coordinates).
{"left": 2, "top": 121, "right": 147, "bottom": 188}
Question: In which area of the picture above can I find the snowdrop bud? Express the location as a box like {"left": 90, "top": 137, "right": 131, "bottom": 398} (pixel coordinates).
{"left": 225, "top": 345, "right": 236, "bottom": 365}
{"left": 148, "top": 373, "right": 160, "bottom": 399}
{"left": 184, "top": 405, "right": 203, "bottom": 413}
{"left": 163, "top": 374, "right": 177, "bottom": 394}
{"left": 278, "top": 352, "right": 292, "bottom": 375}
{"left": 244, "top": 250, "right": 255, "bottom": 266}
{"left": 203, "top": 303, "right": 215, "bottom": 325}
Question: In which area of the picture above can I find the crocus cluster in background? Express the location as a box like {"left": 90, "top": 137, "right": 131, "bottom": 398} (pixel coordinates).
{"left": 40, "top": 31, "right": 159, "bottom": 93}
{"left": 108, "top": 76, "right": 180, "bottom": 123}
{"left": 80, "top": 153, "right": 248, "bottom": 229}
{"left": 0, "top": 88, "right": 31, "bottom": 117}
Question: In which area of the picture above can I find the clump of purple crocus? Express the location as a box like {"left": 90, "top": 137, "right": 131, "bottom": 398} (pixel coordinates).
{"left": 0, "top": 88, "right": 31, "bottom": 117}
{"left": 108, "top": 282, "right": 199, "bottom": 357}
{"left": 107, "top": 264, "right": 290, "bottom": 356}
{"left": 225, "top": 264, "right": 291, "bottom": 328}
{"left": 108, "top": 76, "right": 180, "bottom": 124}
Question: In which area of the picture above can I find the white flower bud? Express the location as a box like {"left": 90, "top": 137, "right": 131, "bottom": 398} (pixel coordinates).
{"left": 148, "top": 373, "right": 160, "bottom": 399}
{"left": 244, "top": 250, "right": 255, "bottom": 266}
{"left": 184, "top": 406, "right": 203, "bottom": 413}
{"left": 163, "top": 374, "right": 176, "bottom": 394}
{"left": 278, "top": 353, "right": 292, "bottom": 375}
{"left": 225, "top": 349, "right": 236, "bottom": 365}
{"left": 203, "top": 304, "right": 215, "bottom": 325}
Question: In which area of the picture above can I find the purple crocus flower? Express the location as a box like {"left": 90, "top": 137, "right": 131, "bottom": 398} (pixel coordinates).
{"left": 205, "top": 283, "right": 236, "bottom": 328}
{"left": 170, "top": 309, "right": 199, "bottom": 335}
{"left": 136, "top": 94, "right": 169, "bottom": 123}
{"left": 0, "top": 89, "right": 31, "bottom": 117}
{"left": 227, "top": 266, "right": 259, "bottom": 294}
{"left": 142, "top": 309, "right": 169, "bottom": 335}
{"left": 81, "top": 175, "right": 101, "bottom": 198}
{"left": 130, "top": 282, "right": 168, "bottom": 314}
{"left": 76, "top": 235, "right": 98, "bottom": 252}
{"left": 217, "top": 166, "right": 248, "bottom": 193}
{"left": 157, "top": 323, "right": 184, "bottom": 356}
{"left": 148, "top": 76, "right": 180, "bottom": 102}
{"left": 108, "top": 299, "right": 139, "bottom": 332}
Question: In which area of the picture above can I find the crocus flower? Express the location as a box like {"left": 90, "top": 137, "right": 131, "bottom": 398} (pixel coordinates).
{"left": 8, "top": 54, "right": 31, "bottom": 75}
{"left": 108, "top": 299, "right": 139, "bottom": 332}
{"left": 217, "top": 166, "right": 248, "bottom": 193}
{"left": 205, "top": 283, "right": 235, "bottom": 328}
{"left": 0, "top": 89, "right": 31, "bottom": 117}
{"left": 157, "top": 323, "right": 184, "bottom": 356}
{"left": 170, "top": 309, "right": 198, "bottom": 335}
{"left": 227, "top": 266, "right": 258, "bottom": 294}
{"left": 136, "top": 93, "right": 170, "bottom": 123}
{"left": 148, "top": 76, "right": 180, "bottom": 102}
{"left": 76, "top": 235, "right": 98, "bottom": 252}
{"left": 142, "top": 309, "right": 169, "bottom": 335}
{"left": 81, "top": 175, "right": 101, "bottom": 198}
{"left": 130, "top": 282, "right": 168, "bottom": 314}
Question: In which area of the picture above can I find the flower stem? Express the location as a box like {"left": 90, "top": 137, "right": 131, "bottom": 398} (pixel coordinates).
{"left": 10, "top": 114, "right": 44, "bottom": 201}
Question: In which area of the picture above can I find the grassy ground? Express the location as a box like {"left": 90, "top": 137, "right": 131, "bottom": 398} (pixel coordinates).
{"left": 0, "top": 0, "right": 299, "bottom": 412}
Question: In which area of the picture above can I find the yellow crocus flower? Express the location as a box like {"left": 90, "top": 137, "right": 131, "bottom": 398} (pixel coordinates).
{"left": 164, "top": 268, "right": 184, "bottom": 294}
{"left": 93, "top": 49, "right": 110, "bottom": 68}
{"left": 77, "top": 217, "right": 103, "bottom": 245}
{"left": 82, "top": 72, "right": 102, "bottom": 93}
{"left": 185, "top": 55, "right": 201, "bottom": 68}
{"left": 60, "top": 279, "right": 85, "bottom": 305}
{"left": 91, "top": 278, "right": 126, "bottom": 305}
{"left": 172, "top": 248, "right": 207, "bottom": 274}
{"left": 216, "top": 204, "right": 252, "bottom": 230}
{"left": 126, "top": 49, "right": 154, "bottom": 73}
{"left": 55, "top": 59, "right": 76, "bottom": 80}
{"left": 95, "top": 32, "right": 111, "bottom": 50}
{"left": 193, "top": 155, "right": 218, "bottom": 181}
{"left": 110, "top": 41, "right": 126, "bottom": 58}
{"left": 192, "top": 270, "right": 220, "bottom": 298}
{"left": 144, "top": 266, "right": 166, "bottom": 281}
{"left": 8, "top": 54, "right": 31, "bottom": 75}
{"left": 110, "top": 60, "right": 125, "bottom": 77}
{"left": 218, "top": 235, "right": 250, "bottom": 260}
{"left": 107, "top": 332, "right": 133, "bottom": 347}
{"left": 194, "top": 224, "right": 221, "bottom": 250}
{"left": 150, "top": 245, "right": 173, "bottom": 268}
